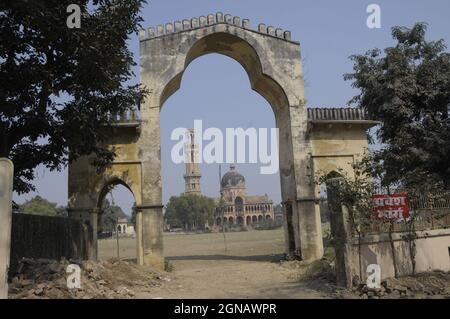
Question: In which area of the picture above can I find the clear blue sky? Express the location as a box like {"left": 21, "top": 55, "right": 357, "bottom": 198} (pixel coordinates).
{"left": 13, "top": 0, "right": 450, "bottom": 215}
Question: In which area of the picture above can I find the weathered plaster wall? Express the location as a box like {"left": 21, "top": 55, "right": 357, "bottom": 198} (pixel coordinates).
{"left": 310, "top": 124, "right": 370, "bottom": 178}
{"left": 345, "top": 229, "right": 450, "bottom": 282}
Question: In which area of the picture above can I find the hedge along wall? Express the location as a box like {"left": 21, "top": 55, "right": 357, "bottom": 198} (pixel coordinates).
{"left": 9, "top": 213, "right": 92, "bottom": 276}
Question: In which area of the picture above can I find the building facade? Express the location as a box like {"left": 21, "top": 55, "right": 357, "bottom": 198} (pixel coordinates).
{"left": 116, "top": 217, "right": 135, "bottom": 236}
{"left": 215, "top": 165, "right": 274, "bottom": 227}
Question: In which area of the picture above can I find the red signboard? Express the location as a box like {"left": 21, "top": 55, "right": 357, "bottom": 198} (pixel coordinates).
{"left": 372, "top": 193, "right": 409, "bottom": 221}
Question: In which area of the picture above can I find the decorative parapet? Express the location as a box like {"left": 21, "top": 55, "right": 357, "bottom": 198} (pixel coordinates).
{"left": 307, "top": 107, "right": 380, "bottom": 129}
{"left": 139, "top": 12, "right": 293, "bottom": 42}
{"left": 307, "top": 107, "right": 371, "bottom": 122}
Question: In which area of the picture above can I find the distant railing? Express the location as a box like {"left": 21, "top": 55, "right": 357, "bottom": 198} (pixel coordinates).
{"left": 307, "top": 107, "right": 370, "bottom": 121}
{"left": 108, "top": 108, "right": 141, "bottom": 123}
{"left": 360, "top": 191, "right": 450, "bottom": 235}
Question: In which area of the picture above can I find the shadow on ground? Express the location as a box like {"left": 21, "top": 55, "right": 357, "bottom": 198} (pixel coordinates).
{"left": 167, "top": 254, "right": 284, "bottom": 263}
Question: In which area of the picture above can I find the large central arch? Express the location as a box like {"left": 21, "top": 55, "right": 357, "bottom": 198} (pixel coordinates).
{"left": 137, "top": 13, "right": 322, "bottom": 268}
{"left": 68, "top": 13, "right": 376, "bottom": 270}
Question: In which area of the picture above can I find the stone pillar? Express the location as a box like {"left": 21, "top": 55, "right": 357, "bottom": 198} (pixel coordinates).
{"left": 283, "top": 201, "right": 298, "bottom": 259}
{"left": 68, "top": 208, "right": 98, "bottom": 260}
{"left": 296, "top": 197, "right": 324, "bottom": 262}
{"left": 136, "top": 205, "right": 164, "bottom": 269}
{"left": 288, "top": 100, "right": 324, "bottom": 262}
{"left": 89, "top": 209, "right": 99, "bottom": 260}
{"left": 0, "top": 159, "right": 13, "bottom": 299}
{"left": 135, "top": 209, "right": 144, "bottom": 264}
{"left": 326, "top": 177, "right": 354, "bottom": 288}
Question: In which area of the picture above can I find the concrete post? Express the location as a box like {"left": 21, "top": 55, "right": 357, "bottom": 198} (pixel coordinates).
{"left": 0, "top": 159, "right": 13, "bottom": 299}
{"left": 137, "top": 205, "right": 164, "bottom": 269}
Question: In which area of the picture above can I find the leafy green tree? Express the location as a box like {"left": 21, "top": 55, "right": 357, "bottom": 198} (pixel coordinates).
{"left": 165, "top": 194, "right": 216, "bottom": 231}
{"left": 19, "top": 195, "right": 67, "bottom": 216}
{"left": 99, "top": 198, "right": 128, "bottom": 232}
{"left": 273, "top": 203, "right": 282, "bottom": 214}
{"left": 0, "top": 0, "right": 147, "bottom": 194}
{"left": 345, "top": 23, "right": 450, "bottom": 190}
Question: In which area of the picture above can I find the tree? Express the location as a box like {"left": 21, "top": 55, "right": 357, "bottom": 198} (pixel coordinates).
{"left": 18, "top": 195, "right": 67, "bottom": 217}
{"left": 99, "top": 198, "right": 128, "bottom": 232}
{"left": 273, "top": 203, "right": 282, "bottom": 214}
{"left": 317, "top": 164, "right": 379, "bottom": 279}
{"left": 0, "top": 0, "right": 147, "bottom": 194}
{"left": 345, "top": 22, "right": 450, "bottom": 190}
{"left": 165, "top": 194, "right": 216, "bottom": 231}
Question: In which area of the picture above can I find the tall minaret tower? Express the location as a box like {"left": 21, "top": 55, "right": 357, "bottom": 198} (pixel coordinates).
{"left": 184, "top": 129, "right": 202, "bottom": 195}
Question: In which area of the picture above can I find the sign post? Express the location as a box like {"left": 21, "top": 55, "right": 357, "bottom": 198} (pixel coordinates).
{"left": 373, "top": 193, "right": 410, "bottom": 221}
{"left": 0, "top": 158, "right": 13, "bottom": 299}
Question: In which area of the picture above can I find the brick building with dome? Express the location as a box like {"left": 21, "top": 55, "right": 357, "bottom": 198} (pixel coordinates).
{"left": 214, "top": 164, "right": 274, "bottom": 227}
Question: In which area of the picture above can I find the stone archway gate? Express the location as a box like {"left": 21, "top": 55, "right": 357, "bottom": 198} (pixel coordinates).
{"left": 68, "top": 12, "right": 377, "bottom": 269}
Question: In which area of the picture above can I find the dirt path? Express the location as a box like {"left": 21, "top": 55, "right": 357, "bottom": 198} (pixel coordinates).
{"left": 138, "top": 255, "right": 330, "bottom": 299}
{"left": 98, "top": 229, "right": 333, "bottom": 299}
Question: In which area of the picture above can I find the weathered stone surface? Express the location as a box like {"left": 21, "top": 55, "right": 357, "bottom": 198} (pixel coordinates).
{"left": 191, "top": 17, "right": 198, "bottom": 28}
{"left": 0, "top": 158, "right": 13, "bottom": 299}
{"left": 258, "top": 23, "right": 266, "bottom": 33}
{"left": 275, "top": 28, "right": 284, "bottom": 38}
{"left": 174, "top": 21, "right": 182, "bottom": 32}
{"left": 68, "top": 13, "right": 374, "bottom": 271}
{"left": 207, "top": 14, "right": 214, "bottom": 25}
{"left": 147, "top": 27, "right": 155, "bottom": 38}
{"left": 182, "top": 19, "right": 190, "bottom": 30}
{"left": 224, "top": 14, "right": 232, "bottom": 23}
{"left": 165, "top": 23, "right": 173, "bottom": 33}
{"left": 156, "top": 25, "right": 164, "bottom": 36}
{"left": 199, "top": 16, "right": 206, "bottom": 27}
{"left": 284, "top": 31, "right": 292, "bottom": 40}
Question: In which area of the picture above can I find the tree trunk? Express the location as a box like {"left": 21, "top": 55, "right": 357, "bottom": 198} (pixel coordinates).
{"left": 388, "top": 223, "right": 398, "bottom": 278}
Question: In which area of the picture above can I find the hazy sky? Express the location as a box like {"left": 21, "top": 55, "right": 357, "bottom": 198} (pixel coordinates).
{"left": 13, "top": 0, "right": 450, "bottom": 215}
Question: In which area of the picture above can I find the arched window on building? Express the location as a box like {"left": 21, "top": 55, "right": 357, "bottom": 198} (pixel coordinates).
{"left": 235, "top": 196, "right": 243, "bottom": 213}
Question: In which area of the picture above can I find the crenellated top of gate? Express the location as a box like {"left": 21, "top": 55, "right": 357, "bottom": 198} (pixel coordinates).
{"left": 139, "top": 12, "right": 294, "bottom": 43}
